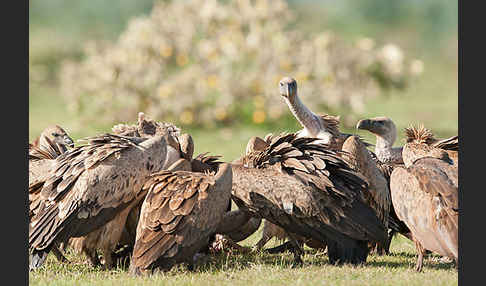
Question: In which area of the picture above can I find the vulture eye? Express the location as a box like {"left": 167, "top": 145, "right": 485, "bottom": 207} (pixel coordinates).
{"left": 52, "top": 132, "right": 59, "bottom": 137}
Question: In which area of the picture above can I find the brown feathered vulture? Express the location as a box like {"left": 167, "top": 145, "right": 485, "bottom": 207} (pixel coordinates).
{"left": 29, "top": 133, "right": 169, "bottom": 271}
{"left": 340, "top": 135, "right": 391, "bottom": 255}
{"left": 129, "top": 162, "right": 233, "bottom": 275}
{"left": 29, "top": 125, "right": 74, "bottom": 263}
{"left": 231, "top": 132, "right": 387, "bottom": 265}
{"left": 390, "top": 125, "right": 458, "bottom": 271}
{"left": 64, "top": 113, "right": 188, "bottom": 269}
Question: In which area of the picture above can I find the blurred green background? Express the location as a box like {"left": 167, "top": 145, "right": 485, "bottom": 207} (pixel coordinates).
{"left": 29, "top": 0, "right": 457, "bottom": 162}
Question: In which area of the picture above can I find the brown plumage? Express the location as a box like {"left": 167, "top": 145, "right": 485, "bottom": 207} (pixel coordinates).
{"left": 231, "top": 132, "right": 387, "bottom": 265}
{"left": 356, "top": 118, "right": 457, "bottom": 251}
{"left": 31, "top": 125, "right": 75, "bottom": 152}
{"left": 29, "top": 126, "right": 74, "bottom": 263}
{"left": 129, "top": 163, "right": 233, "bottom": 275}
{"left": 29, "top": 133, "right": 169, "bottom": 271}
{"left": 390, "top": 125, "right": 458, "bottom": 271}
{"left": 65, "top": 113, "right": 192, "bottom": 269}
{"left": 241, "top": 136, "right": 326, "bottom": 253}
{"left": 404, "top": 125, "right": 458, "bottom": 167}
{"left": 341, "top": 135, "right": 391, "bottom": 255}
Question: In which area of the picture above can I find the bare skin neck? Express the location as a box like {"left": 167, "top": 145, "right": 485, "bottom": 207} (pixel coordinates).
{"left": 285, "top": 94, "right": 322, "bottom": 137}
{"left": 375, "top": 135, "right": 403, "bottom": 163}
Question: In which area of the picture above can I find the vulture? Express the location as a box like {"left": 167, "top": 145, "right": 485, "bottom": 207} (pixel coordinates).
{"left": 278, "top": 77, "right": 389, "bottom": 255}
{"left": 390, "top": 125, "right": 458, "bottom": 271}
{"left": 278, "top": 77, "right": 353, "bottom": 150}
{"left": 30, "top": 125, "right": 75, "bottom": 152}
{"left": 65, "top": 113, "right": 194, "bottom": 269}
{"left": 29, "top": 125, "right": 75, "bottom": 263}
{"left": 340, "top": 135, "right": 391, "bottom": 255}
{"left": 231, "top": 132, "right": 387, "bottom": 265}
{"left": 356, "top": 116, "right": 458, "bottom": 167}
{"left": 129, "top": 161, "right": 233, "bottom": 275}
{"left": 29, "top": 133, "right": 169, "bottom": 271}
{"left": 356, "top": 117, "right": 403, "bottom": 164}
{"left": 240, "top": 136, "right": 326, "bottom": 253}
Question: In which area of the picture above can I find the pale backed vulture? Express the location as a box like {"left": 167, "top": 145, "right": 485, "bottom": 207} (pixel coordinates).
{"left": 390, "top": 125, "right": 458, "bottom": 271}
{"left": 29, "top": 133, "right": 169, "bottom": 271}
{"left": 231, "top": 132, "right": 387, "bottom": 265}
{"left": 129, "top": 163, "right": 233, "bottom": 275}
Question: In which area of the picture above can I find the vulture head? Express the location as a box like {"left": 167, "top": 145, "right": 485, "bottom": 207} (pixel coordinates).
{"left": 279, "top": 77, "right": 298, "bottom": 100}
{"left": 41, "top": 125, "right": 74, "bottom": 148}
{"left": 356, "top": 117, "right": 397, "bottom": 145}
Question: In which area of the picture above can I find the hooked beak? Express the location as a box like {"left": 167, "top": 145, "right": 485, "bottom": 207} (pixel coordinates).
{"left": 63, "top": 135, "right": 75, "bottom": 148}
{"left": 279, "top": 84, "right": 291, "bottom": 98}
{"left": 356, "top": 119, "right": 372, "bottom": 130}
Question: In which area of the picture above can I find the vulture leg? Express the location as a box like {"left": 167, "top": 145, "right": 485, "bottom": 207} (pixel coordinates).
{"left": 51, "top": 245, "right": 69, "bottom": 263}
{"left": 101, "top": 205, "right": 134, "bottom": 270}
{"left": 264, "top": 240, "right": 295, "bottom": 254}
{"left": 254, "top": 234, "right": 273, "bottom": 251}
{"left": 287, "top": 233, "right": 304, "bottom": 267}
{"left": 82, "top": 245, "right": 101, "bottom": 267}
{"left": 414, "top": 239, "right": 426, "bottom": 272}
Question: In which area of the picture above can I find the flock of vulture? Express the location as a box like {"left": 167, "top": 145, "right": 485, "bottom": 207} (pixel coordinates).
{"left": 28, "top": 77, "right": 458, "bottom": 275}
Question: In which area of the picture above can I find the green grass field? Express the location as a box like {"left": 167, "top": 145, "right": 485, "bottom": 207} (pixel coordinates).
{"left": 29, "top": 233, "right": 457, "bottom": 286}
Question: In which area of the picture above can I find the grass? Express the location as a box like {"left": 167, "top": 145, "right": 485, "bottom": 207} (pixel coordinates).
{"left": 29, "top": 233, "right": 457, "bottom": 286}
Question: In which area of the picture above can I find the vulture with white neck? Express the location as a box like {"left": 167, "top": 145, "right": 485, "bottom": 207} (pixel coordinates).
{"left": 278, "top": 77, "right": 351, "bottom": 150}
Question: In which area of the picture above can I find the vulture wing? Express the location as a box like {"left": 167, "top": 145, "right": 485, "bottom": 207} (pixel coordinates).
{"left": 390, "top": 157, "right": 458, "bottom": 262}
{"left": 130, "top": 163, "right": 232, "bottom": 274}
{"left": 232, "top": 132, "right": 387, "bottom": 264}
{"left": 29, "top": 134, "right": 168, "bottom": 270}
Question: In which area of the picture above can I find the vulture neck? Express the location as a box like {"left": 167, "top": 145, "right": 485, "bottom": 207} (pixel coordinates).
{"left": 375, "top": 135, "right": 402, "bottom": 163}
{"left": 286, "top": 94, "right": 323, "bottom": 137}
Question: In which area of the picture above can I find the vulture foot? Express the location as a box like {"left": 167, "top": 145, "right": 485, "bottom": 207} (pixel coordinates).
{"left": 414, "top": 240, "right": 426, "bottom": 272}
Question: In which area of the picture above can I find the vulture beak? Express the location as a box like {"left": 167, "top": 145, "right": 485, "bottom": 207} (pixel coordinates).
{"left": 356, "top": 119, "right": 372, "bottom": 131}
{"left": 63, "top": 135, "right": 75, "bottom": 148}
{"left": 279, "top": 82, "right": 289, "bottom": 98}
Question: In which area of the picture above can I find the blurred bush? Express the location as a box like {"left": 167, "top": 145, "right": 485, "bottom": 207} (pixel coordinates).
{"left": 59, "top": 0, "right": 422, "bottom": 128}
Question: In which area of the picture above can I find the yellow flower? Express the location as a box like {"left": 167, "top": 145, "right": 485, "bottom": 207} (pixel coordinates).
{"left": 176, "top": 53, "right": 189, "bottom": 66}
{"left": 180, "top": 110, "right": 194, "bottom": 124}
{"left": 207, "top": 75, "right": 219, "bottom": 89}
{"left": 253, "top": 110, "right": 266, "bottom": 124}
{"left": 159, "top": 44, "right": 173, "bottom": 58}
{"left": 215, "top": 107, "right": 227, "bottom": 121}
